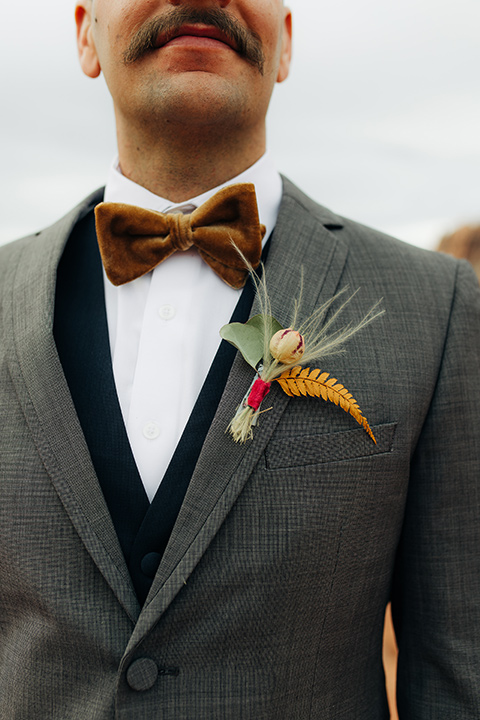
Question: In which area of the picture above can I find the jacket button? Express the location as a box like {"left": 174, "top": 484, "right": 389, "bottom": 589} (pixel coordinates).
{"left": 126, "top": 658, "right": 158, "bottom": 691}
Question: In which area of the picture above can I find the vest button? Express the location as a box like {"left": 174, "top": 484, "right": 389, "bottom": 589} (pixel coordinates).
{"left": 126, "top": 658, "right": 158, "bottom": 691}
{"left": 141, "top": 552, "right": 162, "bottom": 578}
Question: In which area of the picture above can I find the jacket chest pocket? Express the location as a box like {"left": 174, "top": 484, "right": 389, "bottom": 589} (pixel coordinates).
{"left": 264, "top": 422, "right": 397, "bottom": 469}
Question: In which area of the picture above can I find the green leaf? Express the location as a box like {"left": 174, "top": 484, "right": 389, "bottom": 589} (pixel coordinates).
{"left": 220, "top": 322, "right": 263, "bottom": 369}
{"left": 220, "top": 315, "right": 283, "bottom": 369}
{"left": 247, "top": 314, "right": 283, "bottom": 340}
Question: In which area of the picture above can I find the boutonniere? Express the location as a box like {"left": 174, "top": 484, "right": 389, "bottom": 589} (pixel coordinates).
{"left": 220, "top": 265, "right": 384, "bottom": 444}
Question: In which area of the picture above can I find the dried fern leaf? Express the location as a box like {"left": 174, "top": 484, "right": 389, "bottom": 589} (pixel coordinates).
{"left": 275, "top": 366, "right": 376, "bottom": 443}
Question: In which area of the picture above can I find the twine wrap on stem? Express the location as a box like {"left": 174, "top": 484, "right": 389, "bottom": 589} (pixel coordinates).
{"left": 247, "top": 378, "right": 271, "bottom": 410}
{"left": 227, "top": 372, "right": 272, "bottom": 443}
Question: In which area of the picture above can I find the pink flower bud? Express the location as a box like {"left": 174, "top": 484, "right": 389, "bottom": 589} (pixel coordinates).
{"left": 269, "top": 328, "right": 305, "bottom": 363}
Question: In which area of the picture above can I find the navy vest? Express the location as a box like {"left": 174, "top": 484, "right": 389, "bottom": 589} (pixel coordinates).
{"left": 53, "top": 203, "right": 260, "bottom": 603}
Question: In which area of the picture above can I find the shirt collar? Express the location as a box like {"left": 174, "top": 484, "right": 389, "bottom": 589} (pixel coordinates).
{"left": 103, "top": 152, "right": 283, "bottom": 244}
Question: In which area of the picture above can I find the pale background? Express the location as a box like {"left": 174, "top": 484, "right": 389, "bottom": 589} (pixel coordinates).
{"left": 1, "top": 0, "right": 479, "bottom": 249}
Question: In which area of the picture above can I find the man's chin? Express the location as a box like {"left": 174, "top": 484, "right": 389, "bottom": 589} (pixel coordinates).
{"left": 151, "top": 72, "right": 247, "bottom": 118}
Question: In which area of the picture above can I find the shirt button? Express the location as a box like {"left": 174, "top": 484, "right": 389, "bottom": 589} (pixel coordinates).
{"left": 143, "top": 422, "right": 161, "bottom": 440}
{"left": 158, "top": 304, "right": 176, "bottom": 321}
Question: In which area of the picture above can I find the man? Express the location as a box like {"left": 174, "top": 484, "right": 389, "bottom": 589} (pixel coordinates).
{"left": 437, "top": 224, "right": 480, "bottom": 280}
{"left": 1, "top": 1, "right": 479, "bottom": 718}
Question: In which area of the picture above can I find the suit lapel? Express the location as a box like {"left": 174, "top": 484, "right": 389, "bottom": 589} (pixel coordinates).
{"left": 133, "top": 178, "right": 349, "bottom": 638}
{"left": 2, "top": 191, "right": 140, "bottom": 622}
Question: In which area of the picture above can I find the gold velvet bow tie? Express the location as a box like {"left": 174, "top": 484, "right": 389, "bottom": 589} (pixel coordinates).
{"left": 94, "top": 183, "right": 265, "bottom": 289}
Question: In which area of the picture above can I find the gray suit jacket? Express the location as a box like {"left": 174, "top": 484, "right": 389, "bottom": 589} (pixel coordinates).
{"left": 1, "top": 178, "right": 480, "bottom": 719}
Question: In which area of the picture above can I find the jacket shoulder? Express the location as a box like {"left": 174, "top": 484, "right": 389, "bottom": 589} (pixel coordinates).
{"left": 0, "top": 188, "right": 104, "bottom": 286}
{"left": 281, "top": 175, "right": 469, "bottom": 288}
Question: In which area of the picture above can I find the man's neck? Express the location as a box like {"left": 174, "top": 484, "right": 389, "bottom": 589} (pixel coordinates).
{"left": 115, "top": 120, "right": 266, "bottom": 203}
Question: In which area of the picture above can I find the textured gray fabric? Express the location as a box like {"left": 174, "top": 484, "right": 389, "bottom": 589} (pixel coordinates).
{"left": 1, "top": 178, "right": 480, "bottom": 718}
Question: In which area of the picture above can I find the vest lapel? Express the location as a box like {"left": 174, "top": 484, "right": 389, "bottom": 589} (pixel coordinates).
{"left": 53, "top": 209, "right": 150, "bottom": 565}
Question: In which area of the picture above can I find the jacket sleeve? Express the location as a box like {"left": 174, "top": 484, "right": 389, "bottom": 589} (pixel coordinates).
{"left": 392, "top": 259, "right": 480, "bottom": 717}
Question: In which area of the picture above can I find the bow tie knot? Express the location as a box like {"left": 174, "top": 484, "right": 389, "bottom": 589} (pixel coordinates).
{"left": 95, "top": 183, "right": 265, "bottom": 289}
{"left": 169, "top": 210, "right": 195, "bottom": 252}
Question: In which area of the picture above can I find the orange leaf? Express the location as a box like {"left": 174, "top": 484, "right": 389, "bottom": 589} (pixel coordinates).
{"left": 273, "top": 366, "right": 376, "bottom": 443}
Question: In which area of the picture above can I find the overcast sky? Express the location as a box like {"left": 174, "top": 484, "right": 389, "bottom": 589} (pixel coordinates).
{"left": 1, "top": 0, "right": 479, "bottom": 249}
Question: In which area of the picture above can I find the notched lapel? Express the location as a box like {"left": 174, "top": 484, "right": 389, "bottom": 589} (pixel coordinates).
{"left": 134, "top": 179, "right": 350, "bottom": 636}
{"left": 2, "top": 193, "right": 140, "bottom": 622}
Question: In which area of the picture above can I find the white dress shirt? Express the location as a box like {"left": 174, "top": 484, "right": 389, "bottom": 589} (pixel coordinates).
{"left": 103, "top": 153, "right": 283, "bottom": 501}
